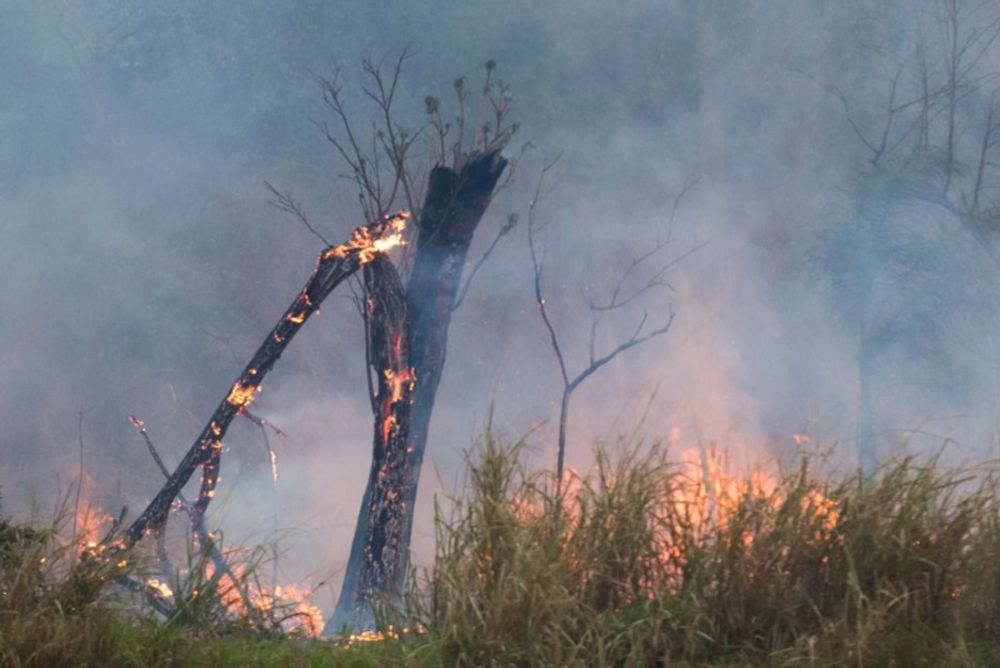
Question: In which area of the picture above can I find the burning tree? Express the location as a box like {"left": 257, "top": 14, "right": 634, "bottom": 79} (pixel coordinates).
{"left": 74, "top": 212, "right": 408, "bottom": 632}
{"left": 310, "top": 54, "right": 518, "bottom": 632}
{"left": 97, "top": 214, "right": 410, "bottom": 558}
{"left": 270, "top": 54, "right": 691, "bottom": 630}
{"left": 89, "top": 52, "right": 683, "bottom": 636}
{"left": 84, "top": 51, "right": 516, "bottom": 633}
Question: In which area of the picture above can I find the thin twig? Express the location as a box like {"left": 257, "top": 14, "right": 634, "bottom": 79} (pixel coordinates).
{"left": 453, "top": 213, "right": 519, "bottom": 311}
{"left": 263, "top": 181, "right": 332, "bottom": 246}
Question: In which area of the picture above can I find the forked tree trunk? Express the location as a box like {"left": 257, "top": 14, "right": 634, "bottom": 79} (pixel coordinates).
{"left": 327, "top": 149, "right": 508, "bottom": 632}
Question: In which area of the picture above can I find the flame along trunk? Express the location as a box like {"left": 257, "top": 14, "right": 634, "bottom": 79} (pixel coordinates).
{"left": 328, "top": 149, "right": 508, "bottom": 633}
{"left": 107, "top": 213, "right": 407, "bottom": 555}
{"left": 332, "top": 259, "right": 414, "bottom": 630}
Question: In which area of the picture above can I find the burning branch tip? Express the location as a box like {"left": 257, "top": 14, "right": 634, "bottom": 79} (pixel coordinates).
{"left": 322, "top": 210, "right": 410, "bottom": 263}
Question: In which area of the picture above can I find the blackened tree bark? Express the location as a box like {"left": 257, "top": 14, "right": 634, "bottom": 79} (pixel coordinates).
{"left": 332, "top": 257, "right": 413, "bottom": 631}
{"left": 328, "top": 149, "right": 508, "bottom": 632}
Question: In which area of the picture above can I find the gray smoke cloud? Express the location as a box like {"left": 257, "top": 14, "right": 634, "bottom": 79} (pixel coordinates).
{"left": 3, "top": 0, "right": 999, "bottom": 615}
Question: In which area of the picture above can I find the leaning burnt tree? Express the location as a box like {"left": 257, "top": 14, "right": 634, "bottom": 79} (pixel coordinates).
{"left": 89, "top": 214, "right": 409, "bottom": 567}
{"left": 296, "top": 55, "right": 518, "bottom": 632}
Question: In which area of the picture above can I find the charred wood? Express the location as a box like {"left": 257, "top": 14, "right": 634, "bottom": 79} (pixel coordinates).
{"left": 102, "top": 214, "right": 407, "bottom": 557}
{"left": 332, "top": 258, "right": 413, "bottom": 628}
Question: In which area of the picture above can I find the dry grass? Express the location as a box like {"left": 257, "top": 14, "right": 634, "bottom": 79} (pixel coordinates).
{"left": 411, "top": 431, "right": 1000, "bottom": 667}
{"left": 0, "top": 498, "right": 432, "bottom": 667}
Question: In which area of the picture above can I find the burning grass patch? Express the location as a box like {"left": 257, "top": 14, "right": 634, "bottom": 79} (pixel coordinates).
{"left": 6, "top": 435, "right": 1000, "bottom": 666}
{"left": 0, "top": 500, "right": 433, "bottom": 667}
{"left": 409, "top": 433, "right": 1000, "bottom": 667}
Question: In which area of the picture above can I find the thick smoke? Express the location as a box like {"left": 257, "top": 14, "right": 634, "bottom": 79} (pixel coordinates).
{"left": 3, "top": 0, "right": 999, "bottom": 615}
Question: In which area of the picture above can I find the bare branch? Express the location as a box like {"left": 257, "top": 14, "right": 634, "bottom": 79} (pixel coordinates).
{"left": 263, "top": 181, "right": 332, "bottom": 246}
{"left": 528, "top": 158, "right": 689, "bottom": 499}
{"left": 453, "top": 213, "right": 519, "bottom": 311}
{"left": 970, "top": 88, "right": 1000, "bottom": 216}
{"left": 592, "top": 179, "right": 703, "bottom": 316}
{"left": 528, "top": 157, "right": 570, "bottom": 389}
{"left": 571, "top": 309, "right": 675, "bottom": 395}
{"left": 240, "top": 410, "right": 289, "bottom": 440}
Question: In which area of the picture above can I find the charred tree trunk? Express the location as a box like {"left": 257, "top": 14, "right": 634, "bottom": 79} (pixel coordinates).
{"left": 328, "top": 149, "right": 507, "bottom": 632}
{"left": 331, "top": 258, "right": 414, "bottom": 630}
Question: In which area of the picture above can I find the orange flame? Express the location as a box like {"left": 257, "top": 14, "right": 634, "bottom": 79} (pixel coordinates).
{"left": 323, "top": 211, "right": 409, "bottom": 264}
{"left": 273, "top": 584, "right": 324, "bottom": 636}
{"left": 384, "top": 368, "right": 415, "bottom": 405}
{"left": 70, "top": 468, "right": 113, "bottom": 549}
{"left": 74, "top": 501, "right": 112, "bottom": 548}
{"left": 206, "top": 561, "right": 324, "bottom": 637}
{"left": 342, "top": 624, "right": 424, "bottom": 649}
{"left": 147, "top": 578, "right": 174, "bottom": 600}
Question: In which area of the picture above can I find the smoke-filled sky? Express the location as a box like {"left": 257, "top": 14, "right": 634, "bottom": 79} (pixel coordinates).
{"left": 4, "top": 0, "right": 1000, "bottom": 613}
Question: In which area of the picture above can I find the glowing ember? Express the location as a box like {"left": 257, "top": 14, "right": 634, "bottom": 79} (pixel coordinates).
{"left": 226, "top": 380, "right": 258, "bottom": 408}
{"left": 381, "top": 414, "right": 397, "bottom": 444}
{"left": 341, "top": 624, "right": 424, "bottom": 649}
{"left": 147, "top": 578, "right": 174, "bottom": 600}
{"left": 384, "top": 368, "right": 415, "bottom": 405}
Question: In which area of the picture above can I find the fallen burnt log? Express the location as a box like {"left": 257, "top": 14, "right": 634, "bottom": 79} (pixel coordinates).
{"left": 102, "top": 212, "right": 408, "bottom": 555}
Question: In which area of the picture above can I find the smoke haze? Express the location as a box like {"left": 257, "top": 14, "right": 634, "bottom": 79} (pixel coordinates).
{"left": 3, "top": 0, "right": 1000, "bottom": 614}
